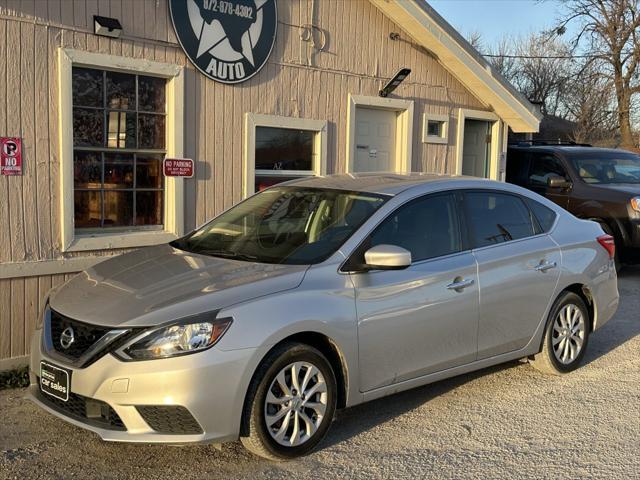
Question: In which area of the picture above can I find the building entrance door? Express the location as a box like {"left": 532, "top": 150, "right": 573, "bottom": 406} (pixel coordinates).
{"left": 353, "top": 107, "right": 397, "bottom": 172}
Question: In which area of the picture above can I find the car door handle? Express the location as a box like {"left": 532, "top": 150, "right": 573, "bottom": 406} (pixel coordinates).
{"left": 534, "top": 261, "right": 557, "bottom": 272}
{"left": 446, "top": 278, "right": 475, "bottom": 291}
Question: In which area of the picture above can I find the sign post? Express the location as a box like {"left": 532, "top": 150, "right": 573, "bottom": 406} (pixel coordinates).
{"left": 0, "top": 137, "right": 23, "bottom": 176}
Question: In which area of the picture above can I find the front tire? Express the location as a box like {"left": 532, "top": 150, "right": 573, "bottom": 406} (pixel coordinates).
{"left": 529, "top": 292, "right": 590, "bottom": 375}
{"left": 240, "top": 342, "right": 337, "bottom": 460}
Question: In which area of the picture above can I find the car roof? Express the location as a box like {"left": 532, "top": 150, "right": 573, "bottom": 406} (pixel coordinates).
{"left": 279, "top": 173, "right": 499, "bottom": 196}
{"left": 508, "top": 145, "right": 636, "bottom": 157}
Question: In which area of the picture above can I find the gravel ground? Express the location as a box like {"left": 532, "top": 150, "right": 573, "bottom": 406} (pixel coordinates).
{"left": 1, "top": 268, "right": 639, "bottom": 480}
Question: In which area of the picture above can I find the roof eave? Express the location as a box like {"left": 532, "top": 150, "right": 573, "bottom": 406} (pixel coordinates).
{"left": 370, "top": 0, "right": 541, "bottom": 133}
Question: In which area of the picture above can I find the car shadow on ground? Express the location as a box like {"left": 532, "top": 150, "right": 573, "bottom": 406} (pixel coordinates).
{"left": 581, "top": 265, "right": 640, "bottom": 366}
{"left": 319, "top": 360, "right": 523, "bottom": 450}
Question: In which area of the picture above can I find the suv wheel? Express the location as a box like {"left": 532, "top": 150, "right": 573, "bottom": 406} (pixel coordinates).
{"left": 529, "top": 291, "right": 590, "bottom": 375}
{"left": 240, "top": 342, "right": 337, "bottom": 460}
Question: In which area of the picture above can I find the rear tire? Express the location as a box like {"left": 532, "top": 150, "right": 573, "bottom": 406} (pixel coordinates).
{"left": 240, "top": 342, "right": 337, "bottom": 461}
{"left": 530, "top": 292, "right": 590, "bottom": 375}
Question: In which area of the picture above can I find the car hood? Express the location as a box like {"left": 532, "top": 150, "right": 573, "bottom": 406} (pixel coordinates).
{"left": 49, "top": 244, "right": 309, "bottom": 328}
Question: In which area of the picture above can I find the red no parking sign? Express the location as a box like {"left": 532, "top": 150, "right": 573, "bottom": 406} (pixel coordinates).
{"left": 1, "top": 137, "right": 22, "bottom": 176}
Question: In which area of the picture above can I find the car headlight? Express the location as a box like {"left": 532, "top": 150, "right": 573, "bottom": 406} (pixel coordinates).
{"left": 631, "top": 197, "right": 640, "bottom": 213}
{"left": 116, "top": 314, "right": 233, "bottom": 361}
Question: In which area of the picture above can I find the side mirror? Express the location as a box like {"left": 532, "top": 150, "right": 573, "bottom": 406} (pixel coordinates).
{"left": 363, "top": 244, "right": 412, "bottom": 270}
{"left": 547, "top": 175, "right": 572, "bottom": 189}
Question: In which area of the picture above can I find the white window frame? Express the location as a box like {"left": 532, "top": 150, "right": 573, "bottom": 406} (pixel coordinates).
{"left": 243, "top": 113, "right": 328, "bottom": 197}
{"left": 345, "top": 94, "right": 414, "bottom": 174}
{"left": 58, "top": 48, "right": 185, "bottom": 252}
{"left": 422, "top": 113, "right": 449, "bottom": 144}
{"left": 455, "top": 108, "right": 502, "bottom": 180}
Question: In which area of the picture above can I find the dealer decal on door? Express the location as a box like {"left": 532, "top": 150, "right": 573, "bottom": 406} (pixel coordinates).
{"left": 169, "top": 0, "right": 277, "bottom": 84}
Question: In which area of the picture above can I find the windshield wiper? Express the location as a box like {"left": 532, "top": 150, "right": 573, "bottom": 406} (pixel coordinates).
{"left": 194, "top": 248, "right": 259, "bottom": 262}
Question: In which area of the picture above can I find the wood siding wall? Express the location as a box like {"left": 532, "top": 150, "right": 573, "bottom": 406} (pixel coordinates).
{"left": 0, "top": 0, "right": 489, "bottom": 363}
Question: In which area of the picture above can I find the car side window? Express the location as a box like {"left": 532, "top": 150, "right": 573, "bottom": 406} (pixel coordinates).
{"left": 527, "top": 154, "right": 568, "bottom": 186}
{"left": 505, "top": 150, "right": 530, "bottom": 186}
{"left": 367, "top": 193, "right": 462, "bottom": 263}
{"left": 465, "top": 192, "right": 536, "bottom": 248}
{"left": 526, "top": 198, "right": 557, "bottom": 233}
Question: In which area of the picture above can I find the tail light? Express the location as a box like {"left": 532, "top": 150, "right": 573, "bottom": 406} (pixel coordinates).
{"left": 597, "top": 234, "right": 615, "bottom": 259}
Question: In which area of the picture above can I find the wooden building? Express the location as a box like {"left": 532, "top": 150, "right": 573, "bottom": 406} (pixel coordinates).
{"left": 0, "top": 0, "right": 540, "bottom": 369}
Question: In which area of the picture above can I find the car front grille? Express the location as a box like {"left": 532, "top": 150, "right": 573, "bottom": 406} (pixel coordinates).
{"left": 49, "top": 309, "right": 112, "bottom": 360}
{"left": 35, "top": 380, "right": 126, "bottom": 431}
{"left": 46, "top": 309, "right": 141, "bottom": 368}
{"left": 136, "top": 406, "right": 203, "bottom": 434}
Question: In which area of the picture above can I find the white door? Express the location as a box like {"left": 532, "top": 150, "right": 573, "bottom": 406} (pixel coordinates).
{"left": 353, "top": 107, "right": 397, "bottom": 172}
{"left": 462, "top": 119, "right": 491, "bottom": 177}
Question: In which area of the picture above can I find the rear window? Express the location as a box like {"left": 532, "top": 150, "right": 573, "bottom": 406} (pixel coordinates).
{"left": 526, "top": 198, "right": 557, "bottom": 233}
{"left": 465, "top": 192, "right": 536, "bottom": 248}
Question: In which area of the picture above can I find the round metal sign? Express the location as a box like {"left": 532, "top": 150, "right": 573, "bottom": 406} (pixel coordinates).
{"left": 169, "top": 0, "right": 277, "bottom": 84}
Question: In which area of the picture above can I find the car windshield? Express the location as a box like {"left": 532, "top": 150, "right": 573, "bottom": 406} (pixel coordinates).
{"left": 571, "top": 152, "right": 640, "bottom": 184}
{"left": 171, "top": 186, "right": 388, "bottom": 265}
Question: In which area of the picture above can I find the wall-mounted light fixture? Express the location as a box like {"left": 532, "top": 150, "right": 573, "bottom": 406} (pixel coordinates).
{"left": 94, "top": 15, "right": 122, "bottom": 39}
{"left": 379, "top": 68, "right": 411, "bottom": 97}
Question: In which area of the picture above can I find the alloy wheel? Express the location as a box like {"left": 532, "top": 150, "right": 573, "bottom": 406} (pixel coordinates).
{"left": 552, "top": 303, "right": 586, "bottom": 364}
{"left": 264, "top": 361, "right": 328, "bottom": 447}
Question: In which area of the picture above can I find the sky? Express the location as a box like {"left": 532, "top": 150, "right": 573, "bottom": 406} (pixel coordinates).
{"left": 429, "top": 0, "right": 575, "bottom": 52}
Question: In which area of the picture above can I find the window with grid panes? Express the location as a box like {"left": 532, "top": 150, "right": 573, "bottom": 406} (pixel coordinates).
{"left": 72, "top": 67, "right": 166, "bottom": 229}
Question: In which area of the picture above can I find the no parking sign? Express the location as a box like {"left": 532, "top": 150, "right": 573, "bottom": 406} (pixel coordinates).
{"left": 1, "top": 137, "right": 22, "bottom": 176}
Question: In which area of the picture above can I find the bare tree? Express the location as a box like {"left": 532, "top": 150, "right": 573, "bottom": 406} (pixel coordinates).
{"left": 479, "top": 32, "right": 618, "bottom": 144}
{"left": 514, "top": 34, "right": 573, "bottom": 116}
{"left": 554, "top": 0, "right": 640, "bottom": 148}
{"left": 485, "top": 33, "right": 573, "bottom": 116}
{"left": 466, "top": 30, "right": 485, "bottom": 51}
{"left": 564, "top": 63, "right": 618, "bottom": 144}
{"left": 488, "top": 37, "right": 519, "bottom": 80}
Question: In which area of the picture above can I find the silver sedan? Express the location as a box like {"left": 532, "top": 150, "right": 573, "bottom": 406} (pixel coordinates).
{"left": 29, "top": 174, "right": 619, "bottom": 460}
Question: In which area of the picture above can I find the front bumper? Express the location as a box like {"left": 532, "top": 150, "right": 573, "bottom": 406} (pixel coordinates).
{"left": 28, "top": 330, "right": 259, "bottom": 444}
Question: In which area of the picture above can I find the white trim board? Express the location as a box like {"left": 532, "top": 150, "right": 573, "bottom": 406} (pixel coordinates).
{"left": 58, "top": 48, "right": 186, "bottom": 252}
{"left": 454, "top": 108, "right": 501, "bottom": 179}
{"left": 0, "top": 256, "right": 109, "bottom": 279}
{"left": 243, "top": 113, "right": 328, "bottom": 197}
{"left": 346, "top": 94, "right": 414, "bottom": 174}
{"left": 422, "top": 112, "right": 449, "bottom": 144}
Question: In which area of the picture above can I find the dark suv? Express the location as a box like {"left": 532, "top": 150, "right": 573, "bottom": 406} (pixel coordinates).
{"left": 506, "top": 143, "right": 640, "bottom": 265}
